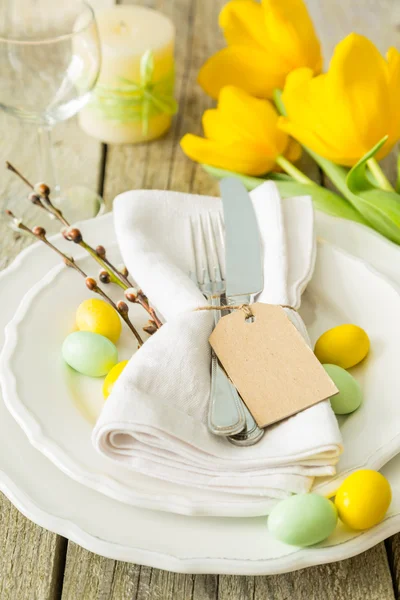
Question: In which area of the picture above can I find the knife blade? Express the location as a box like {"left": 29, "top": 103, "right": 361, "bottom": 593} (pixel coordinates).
{"left": 220, "top": 177, "right": 265, "bottom": 445}
{"left": 220, "top": 177, "right": 263, "bottom": 303}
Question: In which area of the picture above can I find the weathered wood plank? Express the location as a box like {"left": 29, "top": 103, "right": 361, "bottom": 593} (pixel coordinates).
{"left": 386, "top": 537, "right": 400, "bottom": 599}
{"left": 62, "top": 543, "right": 219, "bottom": 600}
{"left": 253, "top": 545, "right": 395, "bottom": 600}
{"left": 0, "top": 77, "right": 105, "bottom": 600}
{"left": 60, "top": 544, "right": 139, "bottom": 599}
{"left": 0, "top": 500, "right": 67, "bottom": 600}
{"left": 0, "top": 0, "right": 109, "bottom": 595}
{"left": 61, "top": 546, "right": 397, "bottom": 600}
{"left": 218, "top": 547, "right": 396, "bottom": 600}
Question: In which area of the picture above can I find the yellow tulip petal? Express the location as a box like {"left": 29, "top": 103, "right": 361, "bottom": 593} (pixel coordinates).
{"left": 219, "top": 0, "right": 268, "bottom": 49}
{"left": 202, "top": 108, "right": 271, "bottom": 149}
{"left": 386, "top": 47, "right": 400, "bottom": 152}
{"left": 216, "top": 86, "right": 288, "bottom": 155}
{"left": 180, "top": 134, "right": 275, "bottom": 175}
{"left": 279, "top": 118, "right": 357, "bottom": 166}
{"left": 281, "top": 33, "right": 400, "bottom": 166}
{"left": 327, "top": 33, "right": 391, "bottom": 154}
{"left": 282, "top": 66, "right": 314, "bottom": 94}
{"left": 262, "top": 0, "right": 322, "bottom": 73}
{"left": 198, "top": 46, "right": 285, "bottom": 100}
{"left": 202, "top": 109, "right": 239, "bottom": 144}
{"left": 203, "top": 108, "right": 282, "bottom": 158}
{"left": 285, "top": 138, "right": 302, "bottom": 163}
{"left": 282, "top": 68, "right": 366, "bottom": 164}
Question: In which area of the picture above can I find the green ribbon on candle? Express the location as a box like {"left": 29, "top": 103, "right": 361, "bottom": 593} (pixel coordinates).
{"left": 88, "top": 50, "right": 178, "bottom": 135}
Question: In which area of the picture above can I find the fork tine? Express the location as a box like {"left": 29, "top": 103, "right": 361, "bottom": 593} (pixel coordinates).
{"left": 198, "top": 215, "right": 212, "bottom": 285}
{"left": 189, "top": 216, "right": 198, "bottom": 283}
{"left": 192, "top": 214, "right": 211, "bottom": 286}
{"left": 216, "top": 212, "right": 225, "bottom": 281}
{"left": 189, "top": 215, "right": 204, "bottom": 285}
{"left": 205, "top": 213, "right": 222, "bottom": 284}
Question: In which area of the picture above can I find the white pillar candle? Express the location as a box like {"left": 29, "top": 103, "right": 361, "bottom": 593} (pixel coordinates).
{"left": 79, "top": 5, "right": 176, "bottom": 144}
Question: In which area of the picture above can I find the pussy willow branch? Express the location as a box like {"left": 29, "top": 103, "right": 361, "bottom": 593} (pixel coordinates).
{"left": 6, "top": 161, "right": 162, "bottom": 329}
{"left": 7, "top": 161, "right": 129, "bottom": 286}
{"left": 5, "top": 210, "right": 144, "bottom": 347}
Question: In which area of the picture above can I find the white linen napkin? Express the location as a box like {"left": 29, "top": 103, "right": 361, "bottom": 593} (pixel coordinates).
{"left": 92, "top": 182, "right": 342, "bottom": 507}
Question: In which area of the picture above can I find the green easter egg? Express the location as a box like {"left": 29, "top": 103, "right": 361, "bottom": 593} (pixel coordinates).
{"left": 62, "top": 331, "right": 118, "bottom": 377}
{"left": 323, "top": 364, "right": 363, "bottom": 415}
{"left": 268, "top": 493, "right": 338, "bottom": 547}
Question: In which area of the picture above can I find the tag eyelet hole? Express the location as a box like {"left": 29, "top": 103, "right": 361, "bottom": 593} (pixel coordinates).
{"left": 245, "top": 316, "right": 255, "bottom": 324}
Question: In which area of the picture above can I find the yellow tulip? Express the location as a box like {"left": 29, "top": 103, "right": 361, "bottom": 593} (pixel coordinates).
{"left": 279, "top": 33, "right": 400, "bottom": 166}
{"left": 180, "top": 86, "right": 301, "bottom": 176}
{"left": 198, "top": 0, "right": 322, "bottom": 100}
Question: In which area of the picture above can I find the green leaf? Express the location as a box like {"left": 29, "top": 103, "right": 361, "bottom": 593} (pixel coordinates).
{"left": 272, "top": 89, "right": 400, "bottom": 243}
{"left": 202, "top": 165, "right": 367, "bottom": 224}
{"left": 274, "top": 181, "right": 368, "bottom": 223}
{"left": 266, "top": 172, "right": 293, "bottom": 182}
{"left": 345, "top": 138, "right": 400, "bottom": 244}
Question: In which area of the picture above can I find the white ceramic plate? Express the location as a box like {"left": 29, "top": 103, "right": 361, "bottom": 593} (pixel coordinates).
{"left": 1, "top": 211, "right": 400, "bottom": 573}
{"left": 2, "top": 215, "right": 400, "bottom": 517}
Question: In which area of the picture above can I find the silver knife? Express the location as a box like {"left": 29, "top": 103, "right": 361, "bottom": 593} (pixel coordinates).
{"left": 220, "top": 177, "right": 265, "bottom": 446}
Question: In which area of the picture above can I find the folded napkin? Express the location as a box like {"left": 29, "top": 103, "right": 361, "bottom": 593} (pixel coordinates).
{"left": 93, "top": 182, "right": 342, "bottom": 508}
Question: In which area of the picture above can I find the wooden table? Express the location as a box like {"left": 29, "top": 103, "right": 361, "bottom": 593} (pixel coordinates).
{"left": 1, "top": 0, "right": 400, "bottom": 598}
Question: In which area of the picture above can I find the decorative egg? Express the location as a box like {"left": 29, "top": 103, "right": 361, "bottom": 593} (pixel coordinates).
{"left": 268, "top": 493, "right": 338, "bottom": 546}
{"left": 62, "top": 331, "right": 118, "bottom": 377}
{"left": 335, "top": 470, "right": 391, "bottom": 530}
{"left": 323, "top": 364, "right": 363, "bottom": 415}
{"left": 314, "top": 324, "right": 370, "bottom": 369}
{"left": 103, "top": 360, "right": 129, "bottom": 399}
{"left": 76, "top": 298, "right": 122, "bottom": 344}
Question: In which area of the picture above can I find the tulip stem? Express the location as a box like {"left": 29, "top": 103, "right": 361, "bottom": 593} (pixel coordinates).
{"left": 367, "top": 158, "right": 395, "bottom": 192}
{"left": 275, "top": 155, "right": 315, "bottom": 186}
{"left": 397, "top": 155, "right": 400, "bottom": 194}
{"left": 273, "top": 89, "right": 286, "bottom": 117}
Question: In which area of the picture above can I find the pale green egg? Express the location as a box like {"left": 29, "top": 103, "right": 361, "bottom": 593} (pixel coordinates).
{"left": 323, "top": 364, "right": 363, "bottom": 415}
{"left": 268, "top": 493, "right": 338, "bottom": 547}
{"left": 62, "top": 331, "right": 118, "bottom": 377}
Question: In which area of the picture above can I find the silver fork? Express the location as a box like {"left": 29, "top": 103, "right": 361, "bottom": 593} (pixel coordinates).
{"left": 190, "top": 214, "right": 246, "bottom": 437}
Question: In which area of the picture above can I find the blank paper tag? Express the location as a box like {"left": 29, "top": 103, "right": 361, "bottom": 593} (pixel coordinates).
{"left": 209, "top": 303, "right": 338, "bottom": 428}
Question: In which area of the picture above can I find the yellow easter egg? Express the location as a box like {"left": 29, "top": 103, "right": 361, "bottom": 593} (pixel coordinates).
{"left": 103, "top": 360, "right": 129, "bottom": 399}
{"left": 76, "top": 298, "right": 122, "bottom": 344}
{"left": 335, "top": 470, "right": 391, "bottom": 530}
{"left": 314, "top": 324, "right": 370, "bottom": 369}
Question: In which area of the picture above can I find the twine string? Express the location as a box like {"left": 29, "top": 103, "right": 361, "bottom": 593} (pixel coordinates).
{"left": 195, "top": 303, "right": 297, "bottom": 317}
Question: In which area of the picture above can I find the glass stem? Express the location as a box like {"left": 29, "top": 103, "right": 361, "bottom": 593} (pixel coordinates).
{"left": 37, "top": 125, "right": 60, "bottom": 196}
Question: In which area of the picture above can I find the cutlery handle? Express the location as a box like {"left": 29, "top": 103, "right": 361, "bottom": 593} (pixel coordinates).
{"left": 228, "top": 404, "right": 265, "bottom": 446}
{"left": 208, "top": 296, "right": 246, "bottom": 436}
{"left": 225, "top": 295, "right": 265, "bottom": 446}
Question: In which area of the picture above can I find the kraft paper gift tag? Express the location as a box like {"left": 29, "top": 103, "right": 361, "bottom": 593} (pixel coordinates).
{"left": 209, "top": 303, "right": 339, "bottom": 428}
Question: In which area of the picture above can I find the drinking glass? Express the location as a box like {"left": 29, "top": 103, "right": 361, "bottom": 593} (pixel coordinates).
{"left": 0, "top": 0, "right": 103, "bottom": 222}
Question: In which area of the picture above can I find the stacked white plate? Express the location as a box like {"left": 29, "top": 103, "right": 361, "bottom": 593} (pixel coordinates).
{"left": 1, "top": 208, "right": 400, "bottom": 574}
